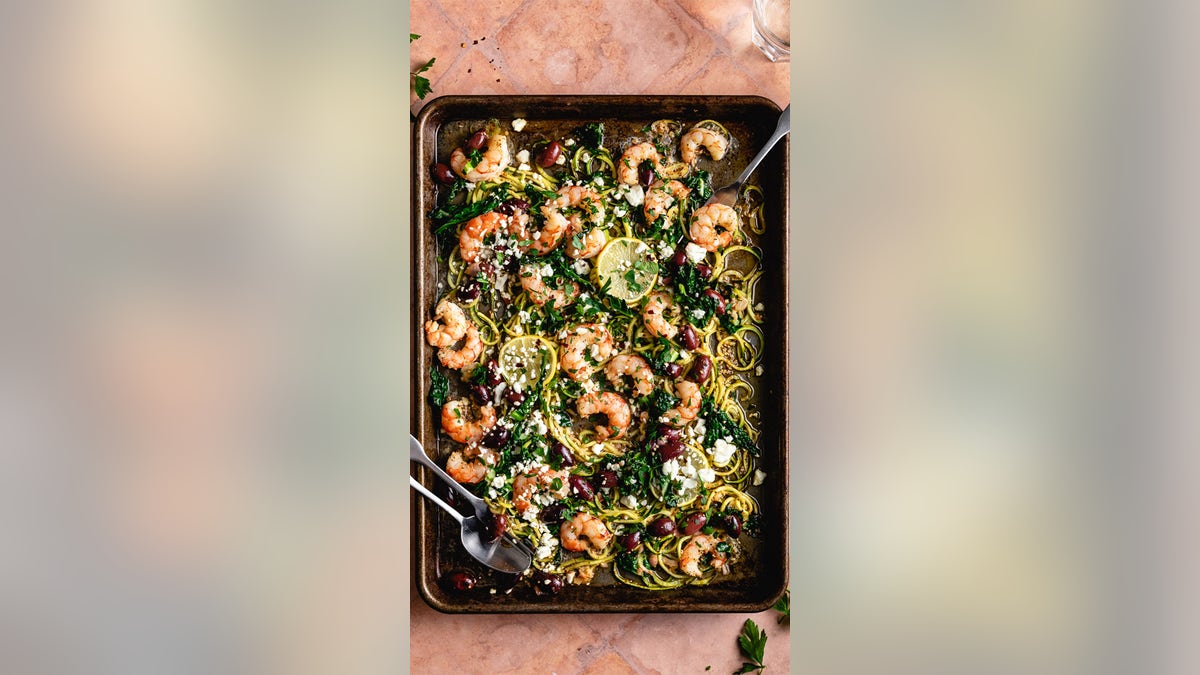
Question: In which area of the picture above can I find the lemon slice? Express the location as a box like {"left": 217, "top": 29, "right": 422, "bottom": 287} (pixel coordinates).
{"left": 595, "top": 237, "right": 660, "bottom": 303}
{"left": 497, "top": 335, "right": 557, "bottom": 392}
{"left": 651, "top": 445, "right": 710, "bottom": 507}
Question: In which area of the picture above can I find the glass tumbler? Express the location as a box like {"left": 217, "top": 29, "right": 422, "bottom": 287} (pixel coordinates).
{"left": 752, "top": 0, "right": 790, "bottom": 62}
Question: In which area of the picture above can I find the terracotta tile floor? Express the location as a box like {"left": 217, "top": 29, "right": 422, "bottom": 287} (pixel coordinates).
{"left": 411, "top": 0, "right": 789, "bottom": 112}
{"left": 410, "top": 1, "right": 789, "bottom": 671}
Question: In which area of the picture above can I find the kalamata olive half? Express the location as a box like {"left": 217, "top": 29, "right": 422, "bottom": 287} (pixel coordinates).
{"left": 497, "top": 197, "right": 530, "bottom": 215}
{"left": 679, "top": 325, "right": 700, "bottom": 351}
{"left": 703, "top": 289, "right": 726, "bottom": 315}
{"left": 540, "top": 502, "right": 567, "bottom": 524}
{"left": 538, "top": 141, "right": 563, "bottom": 167}
{"left": 620, "top": 531, "right": 643, "bottom": 551}
{"left": 664, "top": 362, "right": 683, "bottom": 379}
{"left": 457, "top": 280, "right": 481, "bottom": 303}
{"left": 658, "top": 437, "right": 685, "bottom": 463}
{"left": 484, "top": 512, "right": 508, "bottom": 542}
{"left": 688, "top": 354, "right": 713, "bottom": 384}
{"left": 638, "top": 164, "right": 655, "bottom": 187}
{"left": 468, "top": 383, "right": 491, "bottom": 405}
{"left": 724, "top": 513, "right": 743, "bottom": 538}
{"left": 657, "top": 425, "right": 681, "bottom": 441}
{"left": 680, "top": 512, "right": 707, "bottom": 535}
{"left": 465, "top": 130, "right": 488, "bottom": 151}
{"left": 671, "top": 250, "right": 688, "bottom": 267}
{"left": 647, "top": 516, "right": 676, "bottom": 537}
{"left": 569, "top": 475, "right": 595, "bottom": 501}
{"left": 432, "top": 162, "right": 456, "bottom": 185}
{"left": 552, "top": 442, "right": 575, "bottom": 468}
{"left": 484, "top": 360, "right": 503, "bottom": 387}
{"left": 532, "top": 571, "right": 563, "bottom": 595}
{"left": 594, "top": 469, "right": 618, "bottom": 490}
{"left": 503, "top": 389, "right": 526, "bottom": 406}
{"left": 481, "top": 425, "right": 510, "bottom": 449}
{"left": 442, "top": 569, "right": 477, "bottom": 592}
{"left": 696, "top": 263, "right": 713, "bottom": 280}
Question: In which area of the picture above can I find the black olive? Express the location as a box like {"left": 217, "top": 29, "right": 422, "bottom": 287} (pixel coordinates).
{"left": 647, "top": 516, "right": 676, "bottom": 537}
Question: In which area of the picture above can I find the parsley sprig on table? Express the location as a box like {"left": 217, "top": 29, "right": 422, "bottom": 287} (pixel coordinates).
{"left": 735, "top": 619, "right": 768, "bottom": 674}
{"left": 410, "top": 34, "right": 435, "bottom": 100}
{"left": 773, "top": 590, "right": 790, "bottom": 624}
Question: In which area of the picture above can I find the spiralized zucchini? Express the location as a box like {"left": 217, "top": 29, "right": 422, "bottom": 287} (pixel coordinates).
{"left": 426, "top": 119, "right": 766, "bottom": 590}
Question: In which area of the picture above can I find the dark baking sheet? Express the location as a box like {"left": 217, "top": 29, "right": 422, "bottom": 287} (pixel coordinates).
{"left": 413, "top": 95, "right": 788, "bottom": 613}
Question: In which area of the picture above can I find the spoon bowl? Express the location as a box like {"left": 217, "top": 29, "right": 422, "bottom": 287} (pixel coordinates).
{"left": 410, "top": 475, "right": 532, "bottom": 574}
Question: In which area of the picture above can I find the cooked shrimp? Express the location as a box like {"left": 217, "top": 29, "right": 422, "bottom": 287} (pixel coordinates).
{"left": 512, "top": 465, "right": 570, "bottom": 514}
{"left": 570, "top": 565, "right": 596, "bottom": 585}
{"left": 459, "top": 210, "right": 528, "bottom": 263}
{"left": 564, "top": 219, "right": 607, "bottom": 259}
{"left": 604, "top": 354, "right": 654, "bottom": 397}
{"left": 538, "top": 185, "right": 605, "bottom": 256}
{"left": 680, "top": 534, "right": 728, "bottom": 576}
{"left": 662, "top": 380, "right": 702, "bottom": 426}
{"left": 617, "top": 142, "right": 662, "bottom": 185}
{"left": 424, "top": 298, "right": 467, "bottom": 348}
{"left": 689, "top": 203, "right": 740, "bottom": 252}
{"left": 450, "top": 130, "right": 510, "bottom": 182}
{"left": 520, "top": 264, "right": 578, "bottom": 308}
{"left": 446, "top": 450, "right": 487, "bottom": 484}
{"left": 576, "top": 391, "right": 632, "bottom": 441}
{"left": 441, "top": 398, "right": 497, "bottom": 444}
{"left": 438, "top": 322, "right": 484, "bottom": 370}
{"left": 641, "top": 292, "right": 679, "bottom": 340}
{"left": 643, "top": 179, "right": 690, "bottom": 223}
{"left": 559, "top": 512, "right": 613, "bottom": 552}
{"left": 559, "top": 323, "right": 614, "bottom": 381}
{"left": 680, "top": 127, "right": 729, "bottom": 164}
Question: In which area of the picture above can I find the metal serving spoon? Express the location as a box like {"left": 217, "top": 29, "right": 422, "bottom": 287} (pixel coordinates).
{"left": 410, "top": 434, "right": 495, "bottom": 523}
{"left": 706, "top": 104, "right": 790, "bottom": 208}
{"left": 409, "top": 475, "right": 532, "bottom": 574}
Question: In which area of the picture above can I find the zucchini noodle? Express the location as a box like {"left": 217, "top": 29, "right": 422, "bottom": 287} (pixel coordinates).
{"left": 425, "top": 118, "right": 767, "bottom": 593}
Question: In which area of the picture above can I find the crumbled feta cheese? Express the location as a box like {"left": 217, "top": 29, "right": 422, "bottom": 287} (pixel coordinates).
{"left": 662, "top": 459, "right": 682, "bottom": 478}
{"left": 464, "top": 182, "right": 477, "bottom": 192}
{"left": 516, "top": 149, "right": 530, "bottom": 163}
{"left": 711, "top": 438, "right": 737, "bottom": 466}
{"left": 753, "top": 469, "right": 767, "bottom": 486}
{"left": 684, "top": 242, "right": 707, "bottom": 263}
{"left": 518, "top": 162, "right": 531, "bottom": 172}
{"left": 754, "top": 303, "right": 764, "bottom": 312}
{"left": 564, "top": 138, "right": 575, "bottom": 146}
{"left": 691, "top": 309, "right": 705, "bottom": 320}
{"left": 614, "top": 207, "right": 626, "bottom": 218}
{"left": 657, "top": 241, "right": 674, "bottom": 260}
{"left": 620, "top": 494, "right": 640, "bottom": 509}
{"left": 536, "top": 545, "right": 553, "bottom": 559}
{"left": 624, "top": 185, "right": 644, "bottom": 206}
{"left": 511, "top": 118, "right": 527, "bottom": 131}
{"left": 491, "top": 475, "right": 505, "bottom": 489}
{"left": 755, "top": 366, "right": 764, "bottom": 376}
{"left": 591, "top": 442, "right": 605, "bottom": 455}
{"left": 540, "top": 264, "right": 553, "bottom": 277}
{"left": 572, "top": 259, "right": 591, "bottom": 274}
{"left": 555, "top": 153, "right": 566, "bottom": 165}
{"left": 698, "top": 467, "right": 716, "bottom": 483}
{"left": 594, "top": 176, "right": 605, "bottom": 187}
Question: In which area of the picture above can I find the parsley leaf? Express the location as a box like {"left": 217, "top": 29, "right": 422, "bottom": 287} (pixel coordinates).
{"left": 411, "top": 57, "right": 435, "bottom": 100}
{"left": 773, "top": 589, "right": 790, "bottom": 624}
{"left": 410, "top": 33, "right": 421, "bottom": 43}
{"left": 736, "top": 619, "right": 767, "bottom": 674}
{"left": 428, "top": 366, "right": 449, "bottom": 407}
{"left": 574, "top": 122, "right": 605, "bottom": 151}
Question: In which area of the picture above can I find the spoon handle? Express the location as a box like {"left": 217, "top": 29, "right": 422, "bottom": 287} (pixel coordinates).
{"left": 735, "top": 104, "right": 790, "bottom": 186}
{"left": 409, "top": 434, "right": 488, "bottom": 515}
{"left": 410, "top": 475, "right": 464, "bottom": 524}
